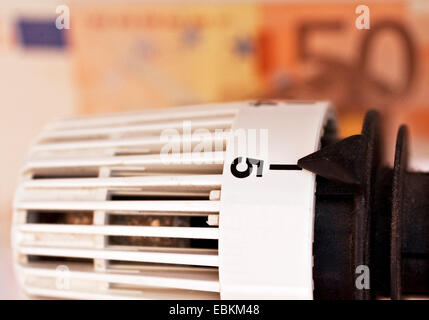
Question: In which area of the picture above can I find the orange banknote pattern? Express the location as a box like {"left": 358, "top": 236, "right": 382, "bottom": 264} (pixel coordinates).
{"left": 69, "top": 1, "right": 429, "bottom": 147}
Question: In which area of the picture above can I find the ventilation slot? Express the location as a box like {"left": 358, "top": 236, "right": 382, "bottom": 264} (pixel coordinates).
{"left": 13, "top": 105, "right": 236, "bottom": 299}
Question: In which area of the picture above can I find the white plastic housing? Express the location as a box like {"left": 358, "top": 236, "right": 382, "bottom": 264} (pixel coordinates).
{"left": 12, "top": 101, "right": 334, "bottom": 300}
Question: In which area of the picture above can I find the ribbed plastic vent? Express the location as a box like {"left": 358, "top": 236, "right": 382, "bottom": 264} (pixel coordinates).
{"left": 13, "top": 105, "right": 239, "bottom": 299}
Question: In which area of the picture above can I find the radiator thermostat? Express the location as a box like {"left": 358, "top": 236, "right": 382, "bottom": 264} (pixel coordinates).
{"left": 12, "top": 101, "right": 429, "bottom": 300}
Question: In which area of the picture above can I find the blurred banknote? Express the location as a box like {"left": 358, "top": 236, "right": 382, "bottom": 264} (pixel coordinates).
{"left": 70, "top": 1, "right": 429, "bottom": 138}
{"left": 70, "top": 3, "right": 262, "bottom": 113}
{"left": 256, "top": 0, "right": 429, "bottom": 137}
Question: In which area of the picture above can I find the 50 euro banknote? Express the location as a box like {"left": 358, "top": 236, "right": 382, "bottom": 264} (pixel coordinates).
{"left": 69, "top": 0, "right": 429, "bottom": 151}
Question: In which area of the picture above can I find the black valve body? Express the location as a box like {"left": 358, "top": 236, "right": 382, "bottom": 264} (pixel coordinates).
{"left": 299, "top": 111, "right": 429, "bottom": 300}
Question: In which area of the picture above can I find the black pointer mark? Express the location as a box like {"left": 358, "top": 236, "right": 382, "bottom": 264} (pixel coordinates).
{"left": 269, "top": 164, "right": 302, "bottom": 171}
{"left": 250, "top": 100, "right": 278, "bottom": 107}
